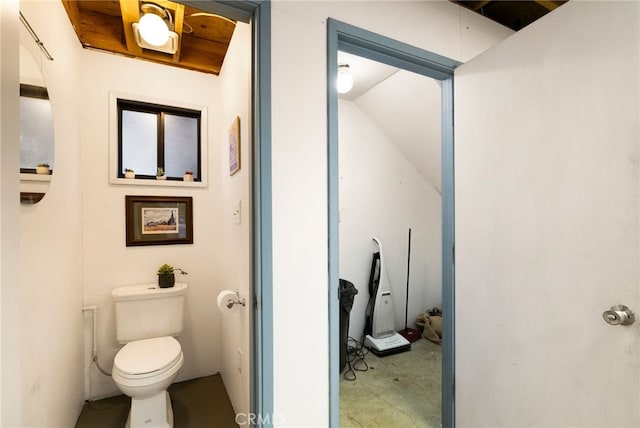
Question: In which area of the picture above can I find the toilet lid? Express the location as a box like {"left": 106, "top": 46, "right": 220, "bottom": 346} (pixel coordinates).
{"left": 115, "top": 337, "right": 182, "bottom": 375}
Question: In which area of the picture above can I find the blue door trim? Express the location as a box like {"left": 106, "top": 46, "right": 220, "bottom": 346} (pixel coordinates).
{"left": 441, "top": 77, "right": 456, "bottom": 428}
{"left": 334, "top": 20, "right": 459, "bottom": 81}
{"left": 327, "top": 17, "right": 458, "bottom": 428}
{"left": 327, "top": 20, "right": 340, "bottom": 428}
{"left": 252, "top": 2, "right": 274, "bottom": 425}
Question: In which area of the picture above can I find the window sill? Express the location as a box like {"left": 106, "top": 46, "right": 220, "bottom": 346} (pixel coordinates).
{"left": 20, "top": 173, "right": 52, "bottom": 182}
{"left": 20, "top": 173, "right": 50, "bottom": 197}
{"left": 109, "top": 177, "right": 207, "bottom": 188}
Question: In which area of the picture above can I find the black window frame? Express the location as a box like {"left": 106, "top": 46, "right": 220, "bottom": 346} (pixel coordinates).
{"left": 117, "top": 98, "right": 202, "bottom": 181}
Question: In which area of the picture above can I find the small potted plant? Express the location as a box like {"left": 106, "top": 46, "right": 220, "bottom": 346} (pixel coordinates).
{"left": 124, "top": 168, "right": 135, "bottom": 179}
{"left": 36, "top": 163, "right": 50, "bottom": 175}
{"left": 183, "top": 170, "right": 194, "bottom": 182}
{"left": 156, "top": 167, "right": 166, "bottom": 180}
{"left": 157, "top": 263, "right": 188, "bottom": 288}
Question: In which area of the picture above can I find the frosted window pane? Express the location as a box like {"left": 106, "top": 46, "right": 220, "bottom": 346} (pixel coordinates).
{"left": 122, "top": 110, "right": 157, "bottom": 175}
{"left": 20, "top": 96, "right": 54, "bottom": 169}
{"left": 164, "top": 114, "right": 198, "bottom": 178}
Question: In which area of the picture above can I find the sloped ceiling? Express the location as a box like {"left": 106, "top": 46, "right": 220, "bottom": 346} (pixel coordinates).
{"left": 356, "top": 70, "right": 443, "bottom": 192}
{"left": 339, "top": 52, "right": 443, "bottom": 192}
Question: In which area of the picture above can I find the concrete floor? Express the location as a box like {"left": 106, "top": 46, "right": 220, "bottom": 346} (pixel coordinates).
{"left": 340, "top": 338, "right": 441, "bottom": 428}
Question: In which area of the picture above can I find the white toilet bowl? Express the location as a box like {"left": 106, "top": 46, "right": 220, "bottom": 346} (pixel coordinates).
{"left": 112, "top": 336, "right": 184, "bottom": 428}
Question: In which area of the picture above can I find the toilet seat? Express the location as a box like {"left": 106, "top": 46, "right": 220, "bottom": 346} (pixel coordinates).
{"left": 114, "top": 336, "right": 182, "bottom": 379}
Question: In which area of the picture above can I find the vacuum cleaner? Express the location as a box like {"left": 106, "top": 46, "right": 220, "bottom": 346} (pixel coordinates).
{"left": 363, "top": 237, "right": 411, "bottom": 356}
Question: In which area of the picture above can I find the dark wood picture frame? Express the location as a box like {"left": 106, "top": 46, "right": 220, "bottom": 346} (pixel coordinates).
{"left": 125, "top": 195, "right": 193, "bottom": 246}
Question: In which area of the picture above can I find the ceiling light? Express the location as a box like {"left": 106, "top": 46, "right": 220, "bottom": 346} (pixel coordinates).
{"left": 337, "top": 64, "right": 354, "bottom": 94}
{"left": 132, "top": 3, "right": 178, "bottom": 54}
{"left": 138, "top": 12, "right": 169, "bottom": 47}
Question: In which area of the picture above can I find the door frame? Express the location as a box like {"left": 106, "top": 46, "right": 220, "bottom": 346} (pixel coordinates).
{"left": 326, "top": 18, "right": 459, "bottom": 427}
{"left": 181, "top": 0, "right": 273, "bottom": 425}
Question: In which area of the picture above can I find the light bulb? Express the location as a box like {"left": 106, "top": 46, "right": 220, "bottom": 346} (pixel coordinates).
{"left": 337, "top": 64, "right": 354, "bottom": 94}
{"left": 138, "top": 13, "right": 169, "bottom": 47}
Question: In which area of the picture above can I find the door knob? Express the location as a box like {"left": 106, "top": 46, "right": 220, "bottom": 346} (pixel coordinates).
{"left": 602, "top": 305, "right": 635, "bottom": 326}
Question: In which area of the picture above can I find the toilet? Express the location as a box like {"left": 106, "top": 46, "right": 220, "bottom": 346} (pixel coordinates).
{"left": 111, "top": 283, "right": 188, "bottom": 428}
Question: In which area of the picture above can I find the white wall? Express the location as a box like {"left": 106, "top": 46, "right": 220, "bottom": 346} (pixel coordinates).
{"left": 18, "top": 1, "right": 85, "bottom": 426}
{"left": 0, "top": 1, "right": 22, "bottom": 426}
{"left": 455, "top": 1, "right": 639, "bottom": 426}
{"left": 217, "top": 21, "right": 252, "bottom": 417}
{"left": 338, "top": 99, "right": 441, "bottom": 338}
{"left": 270, "top": 1, "right": 511, "bottom": 425}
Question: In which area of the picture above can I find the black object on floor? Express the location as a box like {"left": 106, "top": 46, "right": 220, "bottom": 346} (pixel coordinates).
{"left": 339, "top": 279, "right": 359, "bottom": 372}
{"left": 343, "top": 336, "right": 369, "bottom": 381}
{"left": 399, "top": 228, "right": 421, "bottom": 343}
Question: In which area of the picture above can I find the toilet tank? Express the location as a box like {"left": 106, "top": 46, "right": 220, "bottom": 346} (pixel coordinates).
{"left": 112, "top": 283, "right": 187, "bottom": 343}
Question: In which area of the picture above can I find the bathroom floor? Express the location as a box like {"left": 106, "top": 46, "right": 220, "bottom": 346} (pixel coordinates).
{"left": 340, "top": 337, "right": 442, "bottom": 428}
{"left": 75, "top": 374, "right": 237, "bottom": 428}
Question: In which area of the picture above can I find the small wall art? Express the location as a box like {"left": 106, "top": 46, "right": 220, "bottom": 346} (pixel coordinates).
{"left": 229, "top": 116, "right": 241, "bottom": 176}
{"left": 125, "top": 195, "right": 193, "bottom": 246}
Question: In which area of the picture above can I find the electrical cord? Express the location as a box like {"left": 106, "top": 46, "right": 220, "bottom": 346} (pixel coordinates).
{"left": 343, "top": 336, "right": 369, "bottom": 381}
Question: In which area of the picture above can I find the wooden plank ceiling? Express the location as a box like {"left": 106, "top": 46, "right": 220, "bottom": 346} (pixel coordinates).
{"left": 61, "top": 1, "right": 236, "bottom": 75}
{"left": 450, "top": 0, "right": 568, "bottom": 31}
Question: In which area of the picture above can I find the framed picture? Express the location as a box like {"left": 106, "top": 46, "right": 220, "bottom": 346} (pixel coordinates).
{"left": 229, "top": 116, "right": 241, "bottom": 176}
{"left": 125, "top": 195, "right": 193, "bottom": 246}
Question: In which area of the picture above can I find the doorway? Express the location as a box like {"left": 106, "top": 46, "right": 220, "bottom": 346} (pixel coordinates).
{"left": 336, "top": 50, "right": 444, "bottom": 426}
{"left": 327, "top": 19, "right": 459, "bottom": 427}
{"left": 7, "top": 1, "right": 273, "bottom": 426}
{"left": 172, "top": 1, "right": 275, "bottom": 424}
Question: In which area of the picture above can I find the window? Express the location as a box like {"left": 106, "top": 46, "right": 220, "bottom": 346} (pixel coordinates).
{"left": 20, "top": 84, "right": 54, "bottom": 173}
{"left": 115, "top": 97, "right": 205, "bottom": 182}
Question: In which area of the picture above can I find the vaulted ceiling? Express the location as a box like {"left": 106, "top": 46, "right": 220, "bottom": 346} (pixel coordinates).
{"left": 61, "top": 0, "right": 236, "bottom": 75}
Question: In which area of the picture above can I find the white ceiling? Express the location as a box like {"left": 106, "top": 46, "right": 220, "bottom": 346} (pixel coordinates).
{"left": 338, "top": 51, "right": 443, "bottom": 192}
